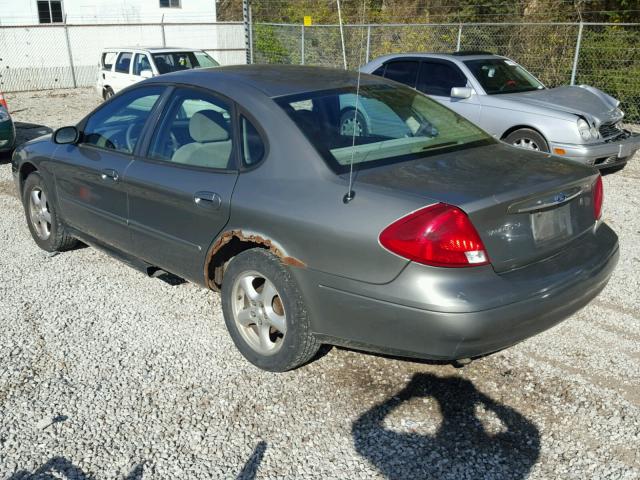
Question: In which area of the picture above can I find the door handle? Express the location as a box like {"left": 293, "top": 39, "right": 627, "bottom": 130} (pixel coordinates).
{"left": 193, "top": 191, "right": 222, "bottom": 210}
{"left": 100, "top": 169, "right": 119, "bottom": 182}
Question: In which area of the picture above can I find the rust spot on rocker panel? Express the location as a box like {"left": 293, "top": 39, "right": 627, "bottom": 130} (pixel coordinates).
{"left": 204, "top": 230, "right": 306, "bottom": 289}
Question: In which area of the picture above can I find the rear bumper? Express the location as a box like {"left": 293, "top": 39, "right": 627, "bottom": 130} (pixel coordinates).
{"left": 295, "top": 223, "right": 619, "bottom": 360}
{"left": 550, "top": 131, "right": 640, "bottom": 168}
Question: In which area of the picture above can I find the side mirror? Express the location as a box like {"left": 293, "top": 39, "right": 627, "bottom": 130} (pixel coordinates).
{"left": 140, "top": 69, "right": 153, "bottom": 79}
{"left": 451, "top": 87, "right": 473, "bottom": 99}
{"left": 53, "top": 126, "right": 79, "bottom": 145}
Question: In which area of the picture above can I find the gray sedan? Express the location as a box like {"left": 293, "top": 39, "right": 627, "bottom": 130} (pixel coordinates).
{"left": 361, "top": 52, "right": 640, "bottom": 170}
{"left": 12, "top": 65, "right": 618, "bottom": 371}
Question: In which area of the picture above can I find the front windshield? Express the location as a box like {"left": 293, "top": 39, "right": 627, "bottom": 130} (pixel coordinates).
{"left": 152, "top": 51, "right": 219, "bottom": 74}
{"left": 464, "top": 59, "right": 545, "bottom": 95}
{"left": 276, "top": 84, "right": 493, "bottom": 172}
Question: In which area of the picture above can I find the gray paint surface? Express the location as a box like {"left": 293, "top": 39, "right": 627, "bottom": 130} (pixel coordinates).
{"left": 12, "top": 65, "right": 619, "bottom": 361}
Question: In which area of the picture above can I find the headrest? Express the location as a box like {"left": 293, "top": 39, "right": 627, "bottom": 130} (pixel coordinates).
{"left": 189, "top": 110, "right": 229, "bottom": 143}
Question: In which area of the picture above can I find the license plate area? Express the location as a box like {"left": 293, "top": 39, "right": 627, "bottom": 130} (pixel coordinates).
{"left": 530, "top": 203, "right": 573, "bottom": 243}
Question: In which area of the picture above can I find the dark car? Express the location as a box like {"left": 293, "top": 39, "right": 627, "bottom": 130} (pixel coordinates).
{"left": 0, "top": 92, "right": 16, "bottom": 153}
{"left": 12, "top": 66, "right": 618, "bottom": 371}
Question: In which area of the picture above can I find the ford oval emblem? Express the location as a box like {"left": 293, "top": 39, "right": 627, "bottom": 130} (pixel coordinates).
{"left": 554, "top": 193, "right": 567, "bottom": 203}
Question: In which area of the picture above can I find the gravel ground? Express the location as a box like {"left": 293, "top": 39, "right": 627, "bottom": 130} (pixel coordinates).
{"left": 0, "top": 88, "right": 639, "bottom": 479}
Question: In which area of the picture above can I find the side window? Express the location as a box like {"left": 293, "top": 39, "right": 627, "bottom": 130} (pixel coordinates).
{"left": 241, "top": 116, "right": 265, "bottom": 167}
{"left": 148, "top": 89, "right": 234, "bottom": 170}
{"left": 37, "top": 0, "right": 63, "bottom": 23}
{"left": 417, "top": 61, "right": 468, "bottom": 97}
{"left": 82, "top": 86, "right": 164, "bottom": 154}
{"left": 132, "top": 54, "right": 152, "bottom": 76}
{"left": 115, "top": 52, "right": 132, "bottom": 74}
{"left": 194, "top": 51, "right": 219, "bottom": 68}
{"left": 102, "top": 52, "right": 116, "bottom": 71}
{"left": 383, "top": 61, "right": 419, "bottom": 88}
{"left": 371, "top": 65, "right": 385, "bottom": 77}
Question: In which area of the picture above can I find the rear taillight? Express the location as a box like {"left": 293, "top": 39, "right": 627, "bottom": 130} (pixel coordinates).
{"left": 379, "top": 203, "right": 489, "bottom": 268}
{"left": 592, "top": 175, "right": 603, "bottom": 221}
{"left": 0, "top": 93, "right": 7, "bottom": 110}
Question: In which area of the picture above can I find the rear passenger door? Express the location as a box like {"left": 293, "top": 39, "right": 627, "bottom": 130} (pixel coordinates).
{"left": 125, "top": 86, "right": 241, "bottom": 282}
{"left": 416, "top": 60, "right": 481, "bottom": 123}
{"left": 111, "top": 51, "right": 134, "bottom": 93}
{"left": 383, "top": 60, "right": 419, "bottom": 88}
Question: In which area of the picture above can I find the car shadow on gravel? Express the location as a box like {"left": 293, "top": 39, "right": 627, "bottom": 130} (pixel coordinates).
{"left": 352, "top": 373, "right": 540, "bottom": 480}
{"left": 8, "top": 456, "right": 144, "bottom": 479}
{"left": 0, "top": 122, "right": 52, "bottom": 164}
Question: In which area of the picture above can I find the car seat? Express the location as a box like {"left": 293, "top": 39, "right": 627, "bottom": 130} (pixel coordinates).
{"left": 172, "top": 110, "right": 232, "bottom": 168}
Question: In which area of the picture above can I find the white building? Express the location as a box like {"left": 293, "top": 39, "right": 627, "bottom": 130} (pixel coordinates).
{"left": 0, "top": 0, "right": 217, "bottom": 25}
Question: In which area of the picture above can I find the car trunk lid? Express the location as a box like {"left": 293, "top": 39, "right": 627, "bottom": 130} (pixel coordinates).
{"left": 354, "top": 142, "right": 599, "bottom": 272}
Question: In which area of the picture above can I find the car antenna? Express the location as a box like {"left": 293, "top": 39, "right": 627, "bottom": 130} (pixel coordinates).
{"left": 341, "top": 0, "right": 367, "bottom": 204}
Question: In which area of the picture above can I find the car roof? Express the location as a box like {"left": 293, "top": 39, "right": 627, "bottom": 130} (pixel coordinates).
{"left": 102, "top": 47, "right": 204, "bottom": 53}
{"left": 147, "top": 64, "right": 387, "bottom": 98}
{"left": 371, "top": 52, "right": 505, "bottom": 62}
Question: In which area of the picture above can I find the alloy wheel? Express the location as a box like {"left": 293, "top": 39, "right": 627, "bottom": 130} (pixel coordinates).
{"left": 231, "top": 271, "right": 287, "bottom": 355}
{"left": 341, "top": 116, "right": 365, "bottom": 137}
{"left": 28, "top": 188, "right": 52, "bottom": 240}
{"left": 512, "top": 137, "right": 540, "bottom": 151}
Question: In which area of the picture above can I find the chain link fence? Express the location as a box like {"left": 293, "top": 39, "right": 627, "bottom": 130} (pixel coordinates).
{"left": 0, "top": 21, "right": 246, "bottom": 92}
{"left": 252, "top": 22, "right": 640, "bottom": 123}
{"left": 2, "top": 19, "right": 637, "bottom": 123}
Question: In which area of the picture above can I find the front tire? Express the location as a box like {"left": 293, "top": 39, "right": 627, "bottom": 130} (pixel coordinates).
{"left": 503, "top": 128, "right": 549, "bottom": 153}
{"left": 22, "top": 172, "right": 77, "bottom": 252}
{"left": 221, "top": 248, "right": 320, "bottom": 372}
{"left": 103, "top": 87, "right": 114, "bottom": 101}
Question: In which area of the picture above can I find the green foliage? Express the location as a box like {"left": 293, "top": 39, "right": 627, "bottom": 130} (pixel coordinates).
{"left": 253, "top": 25, "right": 293, "bottom": 64}
{"left": 222, "top": 0, "right": 640, "bottom": 23}
{"left": 577, "top": 25, "right": 640, "bottom": 122}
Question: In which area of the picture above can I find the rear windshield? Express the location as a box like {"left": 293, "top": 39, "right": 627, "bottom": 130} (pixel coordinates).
{"left": 276, "top": 84, "right": 493, "bottom": 173}
{"left": 152, "top": 51, "right": 219, "bottom": 74}
{"left": 464, "top": 58, "right": 545, "bottom": 95}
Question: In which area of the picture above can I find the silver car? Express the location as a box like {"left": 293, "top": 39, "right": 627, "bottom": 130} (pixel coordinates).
{"left": 361, "top": 52, "right": 640, "bottom": 170}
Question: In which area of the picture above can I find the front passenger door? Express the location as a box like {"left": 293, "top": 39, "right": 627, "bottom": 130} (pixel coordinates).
{"left": 125, "top": 87, "right": 240, "bottom": 283}
{"left": 55, "top": 86, "right": 165, "bottom": 252}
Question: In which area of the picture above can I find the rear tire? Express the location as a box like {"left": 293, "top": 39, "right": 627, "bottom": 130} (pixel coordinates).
{"left": 221, "top": 248, "right": 320, "bottom": 372}
{"left": 22, "top": 172, "right": 77, "bottom": 252}
{"left": 103, "top": 87, "right": 114, "bottom": 101}
{"left": 504, "top": 128, "right": 549, "bottom": 153}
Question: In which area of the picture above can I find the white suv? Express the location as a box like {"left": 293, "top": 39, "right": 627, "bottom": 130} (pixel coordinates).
{"left": 96, "top": 47, "right": 219, "bottom": 100}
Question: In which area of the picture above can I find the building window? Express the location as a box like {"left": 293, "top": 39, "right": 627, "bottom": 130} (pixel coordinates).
{"left": 37, "top": 0, "right": 63, "bottom": 23}
{"left": 159, "top": 0, "right": 181, "bottom": 8}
